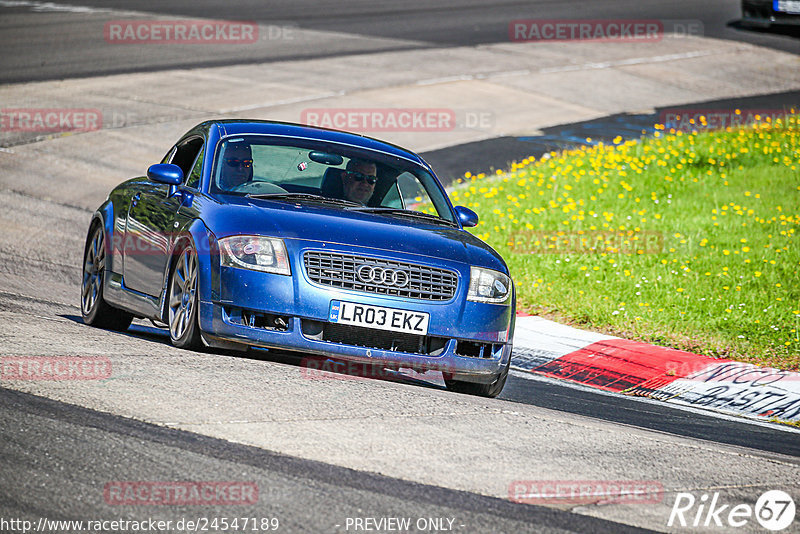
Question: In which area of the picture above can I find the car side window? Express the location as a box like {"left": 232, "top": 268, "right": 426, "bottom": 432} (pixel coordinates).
{"left": 168, "top": 138, "right": 203, "bottom": 182}
{"left": 396, "top": 172, "right": 433, "bottom": 210}
{"left": 380, "top": 182, "right": 404, "bottom": 208}
{"left": 185, "top": 145, "right": 204, "bottom": 190}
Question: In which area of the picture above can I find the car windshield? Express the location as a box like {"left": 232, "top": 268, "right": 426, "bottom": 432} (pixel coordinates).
{"left": 211, "top": 136, "right": 456, "bottom": 223}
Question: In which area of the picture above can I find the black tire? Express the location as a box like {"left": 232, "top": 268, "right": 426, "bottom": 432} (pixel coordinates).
{"left": 81, "top": 225, "right": 133, "bottom": 331}
{"left": 444, "top": 355, "right": 510, "bottom": 398}
{"left": 167, "top": 244, "right": 203, "bottom": 350}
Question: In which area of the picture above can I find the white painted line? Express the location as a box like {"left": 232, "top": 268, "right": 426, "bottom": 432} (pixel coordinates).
{"left": 415, "top": 50, "right": 724, "bottom": 87}
{"left": 416, "top": 75, "right": 477, "bottom": 86}
{"left": 537, "top": 50, "right": 718, "bottom": 74}
{"left": 0, "top": 0, "right": 109, "bottom": 12}
{"left": 486, "top": 69, "right": 531, "bottom": 79}
{"left": 218, "top": 91, "right": 345, "bottom": 114}
{"left": 0, "top": 0, "right": 142, "bottom": 15}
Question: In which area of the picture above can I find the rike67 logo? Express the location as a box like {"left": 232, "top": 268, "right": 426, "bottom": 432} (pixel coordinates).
{"left": 668, "top": 490, "right": 795, "bottom": 531}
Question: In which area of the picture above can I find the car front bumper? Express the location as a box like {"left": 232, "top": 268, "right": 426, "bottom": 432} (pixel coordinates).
{"left": 198, "top": 239, "right": 514, "bottom": 383}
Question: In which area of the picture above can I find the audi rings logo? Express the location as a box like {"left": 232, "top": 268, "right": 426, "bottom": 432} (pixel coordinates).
{"left": 356, "top": 264, "right": 410, "bottom": 288}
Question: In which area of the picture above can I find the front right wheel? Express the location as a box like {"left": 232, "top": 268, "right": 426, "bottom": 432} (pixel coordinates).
{"left": 444, "top": 355, "right": 510, "bottom": 398}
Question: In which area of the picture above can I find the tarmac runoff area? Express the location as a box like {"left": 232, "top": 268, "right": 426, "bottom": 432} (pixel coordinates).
{"left": 1, "top": 29, "right": 800, "bottom": 532}
{"left": 3, "top": 30, "right": 800, "bottom": 209}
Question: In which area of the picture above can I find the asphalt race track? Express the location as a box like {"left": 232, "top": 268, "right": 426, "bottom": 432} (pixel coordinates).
{"left": 1, "top": 1, "right": 800, "bottom": 533}
{"left": 1, "top": 388, "right": 648, "bottom": 534}
{"left": 0, "top": 0, "right": 798, "bottom": 82}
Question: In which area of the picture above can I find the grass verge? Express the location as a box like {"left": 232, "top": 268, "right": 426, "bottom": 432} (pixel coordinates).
{"left": 453, "top": 115, "right": 799, "bottom": 371}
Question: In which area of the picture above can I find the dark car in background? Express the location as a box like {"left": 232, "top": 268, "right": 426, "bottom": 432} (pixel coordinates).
{"left": 742, "top": 0, "right": 800, "bottom": 27}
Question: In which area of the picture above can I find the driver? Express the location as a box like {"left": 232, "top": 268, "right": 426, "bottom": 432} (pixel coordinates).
{"left": 219, "top": 142, "right": 253, "bottom": 190}
{"left": 341, "top": 159, "right": 377, "bottom": 205}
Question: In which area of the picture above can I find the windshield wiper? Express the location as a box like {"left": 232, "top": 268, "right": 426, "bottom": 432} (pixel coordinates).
{"left": 347, "top": 207, "right": 458, "bottom": 226}
{"left": 247, "top": 193, "right": 360, "bottom": 207}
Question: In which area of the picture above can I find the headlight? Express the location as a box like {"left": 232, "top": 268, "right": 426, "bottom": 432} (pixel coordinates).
{"left": 467, "top": 267, "right": 511, "bottom": 304}
{"left": 219, "top": 236, "right": 290, "bottom": 275}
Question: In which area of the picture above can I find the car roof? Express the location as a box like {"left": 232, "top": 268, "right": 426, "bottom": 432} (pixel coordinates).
{"left": 203, "top": 119, "right": 428, "bottom": 167}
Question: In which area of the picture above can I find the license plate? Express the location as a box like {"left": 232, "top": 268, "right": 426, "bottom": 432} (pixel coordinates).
{"left": 329, "top": 301, "right": 429, "bottom": 335}
{"left": 775, "top": 0, "right": 800, "bottom": 13}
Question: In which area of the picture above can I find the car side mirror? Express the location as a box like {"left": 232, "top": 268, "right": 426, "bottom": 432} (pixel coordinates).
{"left": 147, "top": 164, "right": 183, "bottom": 186}
{"left": 454, "top": 205, "right": 479, "bottom": 228}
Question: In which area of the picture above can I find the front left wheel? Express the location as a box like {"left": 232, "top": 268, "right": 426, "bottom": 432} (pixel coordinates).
{"left": 81, "top": 225, "right": 133, "bottom": 331}
{"left": 167, "top": 244, "right": 203, "bottom": 350}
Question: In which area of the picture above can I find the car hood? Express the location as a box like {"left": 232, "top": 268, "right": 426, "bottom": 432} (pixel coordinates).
{"left": 203, "top": 196, "right": 507, "bottom": 272}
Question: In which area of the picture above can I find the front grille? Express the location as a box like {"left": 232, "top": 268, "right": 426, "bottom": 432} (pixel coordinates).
{"left": 318, "top": 322, "right": 448, "bottom": 355}
{"left": 304, "top": 251, "right": 458, "bottom": 301}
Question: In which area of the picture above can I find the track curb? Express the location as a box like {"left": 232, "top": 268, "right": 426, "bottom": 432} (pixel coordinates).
{"left": 512, "top": 313, "right": 800, "bottom": 424}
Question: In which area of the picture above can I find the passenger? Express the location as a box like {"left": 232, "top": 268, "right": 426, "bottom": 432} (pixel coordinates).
{"left": 341, "top": 159, "right": 377, "bottom": 205}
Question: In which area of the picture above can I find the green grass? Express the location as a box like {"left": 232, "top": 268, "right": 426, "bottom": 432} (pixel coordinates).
{"left": 452, "top": 116, "right": 800, "bottom": 371}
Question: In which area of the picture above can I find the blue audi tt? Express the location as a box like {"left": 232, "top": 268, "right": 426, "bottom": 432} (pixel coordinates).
{"left": 81, "top": 120, "right": 515, "bottom": 396}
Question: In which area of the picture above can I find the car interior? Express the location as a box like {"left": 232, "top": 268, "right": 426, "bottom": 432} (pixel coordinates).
{"left": 209, "top": 142, "right": 430, "bottom": 209}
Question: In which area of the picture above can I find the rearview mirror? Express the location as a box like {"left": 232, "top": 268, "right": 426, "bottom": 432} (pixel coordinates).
{"left": 308, "top": 151, "right": 344, "bottom": 166}
{"left": 454, "top": 205, "right": 479, "bottom": 227}
{"left": 147, "top": 164, "right": 183, "bottom": 185}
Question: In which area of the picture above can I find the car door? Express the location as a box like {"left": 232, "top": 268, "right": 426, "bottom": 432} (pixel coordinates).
{"left": 122, "top": 137, "right": 203, "bottom": 297}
